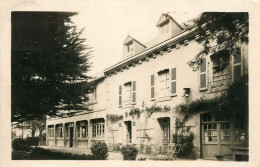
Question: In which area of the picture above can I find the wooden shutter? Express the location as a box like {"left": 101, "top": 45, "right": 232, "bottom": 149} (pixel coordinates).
{"left": 200, "top": 58, "right": 207, "bottom": 90}
{"left": 132, "top": 81, "right": 136, "bottom": 103}
{"left": 119, "top": 85, "right": 122, "bottom": 107}
{"left": 233, "top": 49, "right": 242, "bottom": 81}
{"left": 171, "top": 68, "right": 177, "bottom": 95}
{"left": 151, "top": 75, "right": 155, "bottom": 99}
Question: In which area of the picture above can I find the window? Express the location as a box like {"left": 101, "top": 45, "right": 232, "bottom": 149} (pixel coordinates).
{"left": 66, "top": 127, "right": 69, "bottom": 137}
{"left": 160, "top": 21, "right": 169, "bottom": 34}
{"left": 211, "top": 57, "right": 231, "bottom": 88}
{"left": 203, "top": 123, "right": 217, "bottom": 142}
{"left": 158, "top": 69, "right": 170, "bottom": 97}
{"left": 123, "top": 82, "right": 132, "bottom": 105}
{"left": 82, "top": 126, "right": 87, "bottom": 138}
{"left": 120, "top": 81, "right": 137, "bottom": 107}
{"left": 92, "top": 119, "right": 105, "bottom": 138}
{"left": 49, "top": 127, "right": 54, "bottom": 138}
{"left": 57, "top": 127, "right": 63, "bottom": 138}
{"left": 220, "top": 123, "right": 230, "bottom": 141}
{"left": 126, "top": 42, "right": 133, "bottom": 57}
{"left": 88, "top": 88, "right": 96, "bottom": 101}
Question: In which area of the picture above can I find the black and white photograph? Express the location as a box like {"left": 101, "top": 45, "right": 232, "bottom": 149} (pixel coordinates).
{"left": 1, "top": 0, "right": 260, "bottom": 166}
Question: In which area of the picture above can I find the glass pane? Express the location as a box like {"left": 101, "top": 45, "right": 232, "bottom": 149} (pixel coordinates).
{"left": 208, "top": 136, "right": 212, "bottom": 141}
{"left": 212, "top": 130, "right": 217, "bottom": 136}
{"left": 212, "top": 136, "right": 217, "bottom": 141}
{"left": 204, "top": 124, "right": 207, "bottom": 130}
{"left": 213, "top": 124, "right": 217, "bottom": 129}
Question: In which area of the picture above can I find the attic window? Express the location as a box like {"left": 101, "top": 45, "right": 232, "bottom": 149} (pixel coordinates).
{"left": 160, "top": 21, "right": 170, "bottom": 34}
{"left": 126, "top": 42, "right": 133, "bottom": 53}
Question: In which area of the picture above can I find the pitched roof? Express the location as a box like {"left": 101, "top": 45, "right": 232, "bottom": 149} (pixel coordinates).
{"left": 156, "top": 13, "right": 183, "bottom": 30}
{"left": 123, "top": 35, "right": 146, "bottom": 47}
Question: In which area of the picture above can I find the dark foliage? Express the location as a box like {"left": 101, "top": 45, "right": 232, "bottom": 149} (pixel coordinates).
{"left": 106, "top": 114, "right": 124, "bottom": 123}
{"left": 12, "top": 138, "right": 31, "bottom": 151}
{"left": 129, "top": 107, "right": 142, "bottom": 119}
{"left": 120, "top": 145, "right": 139, "bottom": 160}
{"left": 90, "top": 142, "right": 109, "bottom": 160}
{"left": 26, "top": 137, "right": 40, "bottom": 146}
{"left": 188, "top": 12, "right": 248, "bottom": 72}
{"left": 176, "top": 74, "right": 248, "bottom": 121}
{"left": 173, "top": 133, "right": 195, "bottom": 159}
{"left": 29, "top": 147, "right": 94, "bottom": 160}
{"left": 11, "top": 12, "right": 92, "bottom": 122}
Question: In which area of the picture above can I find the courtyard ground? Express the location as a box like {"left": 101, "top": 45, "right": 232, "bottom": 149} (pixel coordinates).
{"left": 40, "top": 146, "right": 178, "bottom": 160}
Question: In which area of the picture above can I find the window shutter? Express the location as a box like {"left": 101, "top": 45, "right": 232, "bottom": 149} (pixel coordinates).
{"left": 132, "top": 81, "right": 136, "bottom": 103}
{"left": 151, "top": 75, "right": 155, "bottom": 99}
{"left": 119, "top": 85, "right": 122, "bottom": 106}
{"left": 233, "top": 51, "right": 241, "bottom": 81}
{"left": 200, "top": 58, "right": 207, "bottom": 90}
{"left": 171, "top": 68, "right": 177, "bottom": 95}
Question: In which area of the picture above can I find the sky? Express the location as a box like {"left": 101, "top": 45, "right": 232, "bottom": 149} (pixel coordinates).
{"left": 70, "top": 1, "right": 203, "bottom": 75}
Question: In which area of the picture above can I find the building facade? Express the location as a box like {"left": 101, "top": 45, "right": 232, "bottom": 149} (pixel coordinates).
{"left": 46, "top": 13, "right": 248, "bottom": 160}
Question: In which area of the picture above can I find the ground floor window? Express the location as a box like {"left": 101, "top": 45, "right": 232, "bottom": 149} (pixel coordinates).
{"left": 49, "top": 127, "right": 54, "bottom": 137}
{"left": 57, "top": 126, "right": 63, "bottom": 138}
{"left": 77, "top": 121, "right": 88, "bottom": 138}
{"left": 92, "top": 119, "right": 105, "bottom": 138}
{"left": 203, "top": 123, "right": 217, "bottom": 142}
{"left": 82, "top": 126, "right": 87, "bottom": 138}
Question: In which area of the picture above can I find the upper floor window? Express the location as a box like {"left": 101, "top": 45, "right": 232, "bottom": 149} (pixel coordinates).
{"left": 123, "top": 82, "right": 132, "bottom": 105}
{"left": 119, "top": 81, "right": 136, "bottom": 107}
{"left": 158, "top": 69, "right": 170, "bottom": 98}
{"left": 150, "top": 68, "right": 176, "bottom": 100}
{"left": 211, "top": 57, "right": 232, "bottom": 88}
{"left": 87, "top": 88, "right": 96, "bottom": 101}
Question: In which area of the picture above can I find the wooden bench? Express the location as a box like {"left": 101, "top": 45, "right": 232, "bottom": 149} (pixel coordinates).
{"left": 215, "top": 154, "right": 232, "bottom": 161}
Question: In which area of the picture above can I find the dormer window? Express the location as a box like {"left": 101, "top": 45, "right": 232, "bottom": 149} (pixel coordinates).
{"left": 159, "top": 21, "right": 170, "bottom": 34}
{"left": 123, "top": 35, "right": 146, "bottom": 59}
{"left": 127, "top": 42, "right": 133, "bottom": 53}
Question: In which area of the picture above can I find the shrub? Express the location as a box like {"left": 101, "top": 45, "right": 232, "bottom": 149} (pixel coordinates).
{"left": 26, "top": 137, "right": 40, "bottom": 146}
{"left": 173, "top": 133, "right": 196, "bottom": 159}
{"left": 90, "top": 142, "right": 108, "bottom": 160}
{"left": 120, "top": 145, "right": 138, "bottom": 160}
{"left": 12, "top": 138, "right": 31, "bottom": 151}
{"left": 29, "top": 147, "right": 94, "bottom": 160}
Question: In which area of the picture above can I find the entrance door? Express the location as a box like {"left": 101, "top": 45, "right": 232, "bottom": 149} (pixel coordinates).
{"left": 125, "top": 121, "right": 132, "bottom": 143}
{"left": 69, "top": 127, "right": 74, "bottom": 147}
{"left": 201, "top": 112, "right": 232, "bottom": 160}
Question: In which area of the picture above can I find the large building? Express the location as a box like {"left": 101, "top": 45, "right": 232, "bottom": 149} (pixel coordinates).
{"left": 46, "top": 13, "right": 248, "bottom": 160}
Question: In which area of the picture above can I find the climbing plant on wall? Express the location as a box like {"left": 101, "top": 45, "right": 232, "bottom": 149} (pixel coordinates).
{"left": 106, "top": 114, "right": 124, "bottom": 123}
{"left": 106, "top": 114, "right": 124, "bottom": 146}
{"left": 128, "top": 103, "right": 171, "bottom": 153}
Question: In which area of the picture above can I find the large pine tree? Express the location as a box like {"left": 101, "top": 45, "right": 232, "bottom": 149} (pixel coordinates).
{"left": 12, "top": 12, "right": 92, "bottom": 122}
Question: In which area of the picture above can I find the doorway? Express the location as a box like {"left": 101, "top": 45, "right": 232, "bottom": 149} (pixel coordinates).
{"left": 124, "top": 121, "right": 132, "bottom": 143}
{"left": 69, "top": 127, "right": 74, "bottom": 147}
{"left": 201, "top": 112, "right": 232, "bottom": 160}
